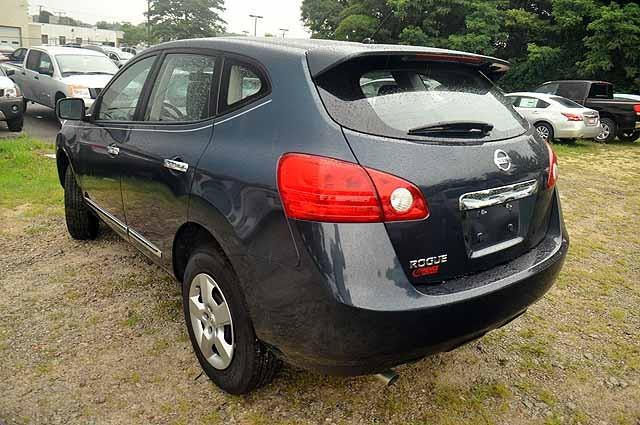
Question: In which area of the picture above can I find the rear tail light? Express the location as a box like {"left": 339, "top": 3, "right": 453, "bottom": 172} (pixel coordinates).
{"left": 561, "top": 112, "right": 583, "bottom": 121}
{"left": 634, "top": 104, "right": 640, "bottom": 116}
{"left": 277, "top": 153, "right": 429, "bottom": 223}
{"left": 546, "top": 143, "right": 558, "bottom": 189}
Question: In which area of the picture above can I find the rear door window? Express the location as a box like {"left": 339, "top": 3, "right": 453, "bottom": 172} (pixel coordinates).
{"left": 315, "top": 56, "right": 528, "bottom": 142}
{"left": 556, "top": 82, "right": 586, "bottom": 101}
{"left": 145, "top": 53, "right": 218, "bottom": 122}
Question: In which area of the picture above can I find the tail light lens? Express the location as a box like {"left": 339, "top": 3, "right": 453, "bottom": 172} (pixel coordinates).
{"left": 634, "top": 104, "right": 640, "bottom": 116}
{"left": 546, "top": 143, "right": 558, "bottom": 189}
{"left": 561, "top": 112, "right": 583, "bottom": 121}
{"left": 277, "top": 153, "right": 429, "bottom": 223}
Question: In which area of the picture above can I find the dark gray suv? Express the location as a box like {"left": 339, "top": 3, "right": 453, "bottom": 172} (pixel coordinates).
{"left": 55, "top": 38, "right": 568, "bottom": 394}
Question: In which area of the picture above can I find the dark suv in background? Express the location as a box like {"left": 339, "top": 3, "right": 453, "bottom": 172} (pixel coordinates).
{"left": 535, "top": 80, "right": 640, "bottom": 142}
{"left": 56, "top": 38, "right": 568, "bottom": 394}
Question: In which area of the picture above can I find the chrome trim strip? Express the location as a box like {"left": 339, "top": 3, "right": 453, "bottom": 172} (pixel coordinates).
{"left": 214, "top": 99, "right": 272, "bottom": 126}
{"left": 459, "top": 179, "right": 538, "bottom": 211}
{"left": 84, "top": 197, "right": 127, "bottom": 231}
{"left": 128, "top": 227, "right": 162, "bottom": 258}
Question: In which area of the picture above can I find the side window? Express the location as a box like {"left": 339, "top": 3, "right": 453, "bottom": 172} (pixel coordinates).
{"left": 146, "top": 53, "right": 217, "bottom": 122}
{"left": 556, "top": 83, "right": 584, "bottom": 100}
{"left": 535, "top": 83, "right": 558, "bottom": 95}
{"left": 12, "top": 48, "right": 26, "bottom": 61}
{"left": 537, "top": 99, "right": 550, "bottom": 108}
{"left": 517, "top": 97, "right": 539, "bottom": 108}
{"left": 97, "top": 56, "right": 156, "bottom": 121}
{"left": 223, "top": 60, "right": 268, "bottom": 110}
{"left": 25, "top": 50, "right": 41, "bottom": 71}
{"left": 38, "top": 53, "right": 53, "bottom": 75}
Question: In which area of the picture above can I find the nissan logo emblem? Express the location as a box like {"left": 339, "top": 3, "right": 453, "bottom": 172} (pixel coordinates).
{"left": 493, "top": 150, "right": 512, "bottom": 171}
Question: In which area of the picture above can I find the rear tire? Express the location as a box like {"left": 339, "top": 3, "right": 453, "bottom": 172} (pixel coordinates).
{"left": 7, "top": 115, "right": 23, "bottom": 132}
{"left": 64, "top": 167, "right": 99, "bottom": 240}
{"left": 535, "top": 122, "right": 554, "bottom": 143}
{"left": 182, "top": 247, "right": 280, "bottom": 394}
{"left": 596, "top": 118, "right": 617, "bottom": 143}
{"left": 618, "top": 130, "right": 640, "bottom": 143}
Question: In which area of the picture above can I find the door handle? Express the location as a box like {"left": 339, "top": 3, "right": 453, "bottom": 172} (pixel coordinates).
{"left": 164, "top": 158, "right": 189, "bottom": 173}
{"left": 106, "top": 144, "right": 120, "bottom": 156}
{"left": 34, "top": 75, "right": 39, "bottom": 80}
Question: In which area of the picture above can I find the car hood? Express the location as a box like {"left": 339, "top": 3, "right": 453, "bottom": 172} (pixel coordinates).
{"left": 0, "top": 76, "right": 15, "bottom": 90}
{"left": 60, "top": 74, "right": 114, "bottom": 88}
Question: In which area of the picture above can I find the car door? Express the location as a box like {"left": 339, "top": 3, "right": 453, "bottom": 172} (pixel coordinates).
{"left": 33, "top": 51, "right": 55, "bottom": 107}
{"left": 21, "top": 49, "right": 41, "bottom": 101}
{"left": 74, "top": 54, "right": 159, "bottom": 238}
{"left": 117, "top": 51, "right": 219, "bottom": 264}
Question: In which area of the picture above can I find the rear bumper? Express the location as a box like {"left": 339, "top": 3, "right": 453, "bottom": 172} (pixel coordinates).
{"left": 242, "top": 190, "right": 569, "bottom": 375}
{"left": 555, "top": 121, "right": 600, "bottom": 139}
{"left": 0, "top": 96, "right": 23, "bottom": 121}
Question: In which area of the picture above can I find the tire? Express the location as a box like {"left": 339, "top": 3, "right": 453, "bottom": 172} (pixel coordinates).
{"left": 64, "top": 167, "right": 99, "bottom": 240}
{"left": 535, "top": 122, "right": 554, "bottom": 143}
{"left": 596, "top": 118, "right": 617, "bottom": 143}
{"left": 7, "top": 115, "right": 23, "bottom": 132}
{"left": 182, "top": 247, "right": 280, "bottom": 394}
{"left": 618, "top": 130, "right": 640, "bottom": 143}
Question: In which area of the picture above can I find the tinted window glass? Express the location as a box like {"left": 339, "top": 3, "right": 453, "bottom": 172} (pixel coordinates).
{"left": 38, "top": 53, "right": 52, "bottom": 74}
{"left": 97, "top": 56, "right": 155, "bottom": 121}
{"left": 588, "top": 83, "right": 612, "bottom": 99}
{"left": 551, "top": 96, "right": 583, "bottom": 108}
{"left": 535, "top": 83, "right": 558, "bottom": 95}
{"left": 12, "top": 48, "right": 26, "bottom": 61}
{"left": 556, "top": 82, "right": 585, "bottom": 100}
{"left": 316, "top": 56, "right": 528, "bottom": 142}
{"left": 146, "top": 54, "right": 217, "bottom": 122}
{"left": 25, "top": 50, "right": 41, "bottom": 71}
{"left": 225, "top": 63, "right": 264, "bottom": 107}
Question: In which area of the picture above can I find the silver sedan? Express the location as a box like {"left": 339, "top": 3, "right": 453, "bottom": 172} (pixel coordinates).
{"left": 507, "top": 92, "right": 601, "bottom": 142}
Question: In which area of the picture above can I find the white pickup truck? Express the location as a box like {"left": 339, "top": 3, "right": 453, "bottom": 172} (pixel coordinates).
{"left": 3, "top": 46, "right": 118, "bottom": 111}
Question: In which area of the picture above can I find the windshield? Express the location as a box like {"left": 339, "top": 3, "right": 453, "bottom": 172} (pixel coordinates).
{"left": 551, "top": 96, "right": 583, "bottom": 108}
{"left": 315, "top": 56, "right": 528, "bottom": 142}
{"left": 56, "top": 54, "right": 119, "bottom": 76}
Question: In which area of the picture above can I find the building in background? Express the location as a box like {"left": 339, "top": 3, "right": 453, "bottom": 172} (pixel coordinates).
{"left": 0, "top": 0, "right": 41, "bottom": 48}
{"left": 0, "top": 0, "right": 122, "bottom": 48}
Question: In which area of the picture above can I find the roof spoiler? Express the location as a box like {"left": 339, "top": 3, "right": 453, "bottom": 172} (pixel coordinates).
{"left": 307, "top": 50, "right": 511, "bottom": 82}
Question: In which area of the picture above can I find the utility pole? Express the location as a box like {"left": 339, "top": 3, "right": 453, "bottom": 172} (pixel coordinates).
{"left": 147, "top": 0, "right": 151, "bottom": 46}
{"left": 249, "top": 14, "right": 263, "bottom": 37}
{"left": 279, "top": 28, "right": 289, "bottom": 38}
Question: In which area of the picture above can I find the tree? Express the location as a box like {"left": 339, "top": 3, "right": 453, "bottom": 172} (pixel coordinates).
{"left": 148, "top": 0, "right": 226, "bottom": 41}
{"left": 120, "top": 22, "right": 149, "bottom": 46}
{"left": 300, "top": 0, "right": 640, "bottom": 92}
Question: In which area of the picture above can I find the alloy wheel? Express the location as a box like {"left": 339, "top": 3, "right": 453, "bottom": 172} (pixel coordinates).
{"left": 597, "top": 123, "right": 610, "bottom": 142}
{"left": 188, "top": 273, "right": 234, "bottom": 369}
{"left": 536, "top": 125, "right": 550, "bottom": 141}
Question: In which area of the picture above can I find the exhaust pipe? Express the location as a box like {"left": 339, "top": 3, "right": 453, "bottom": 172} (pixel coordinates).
{"left": 374, "top": 369, "right": 399, "bottom": 386}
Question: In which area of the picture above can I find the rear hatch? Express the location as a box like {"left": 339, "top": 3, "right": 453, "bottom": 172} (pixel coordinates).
{"left": 312, "top": 53, "right": 556, "bottom": 286}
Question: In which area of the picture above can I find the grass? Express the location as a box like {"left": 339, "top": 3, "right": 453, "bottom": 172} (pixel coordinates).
{"left": 0, "top": 135, "right": 62, "bottom": 213}
{"left": 0, "top": 135, "right": 639, "bottom": 424}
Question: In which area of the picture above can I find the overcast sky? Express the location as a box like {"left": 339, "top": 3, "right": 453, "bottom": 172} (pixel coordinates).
{"left": 28, "top": 0, "right": 311, "bottom": 38}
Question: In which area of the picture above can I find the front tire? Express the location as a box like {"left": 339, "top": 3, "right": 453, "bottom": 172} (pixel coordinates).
{"left": 618, "top": 130, "right": 640, "bottom": 143}
{"left": 64, "top": 167, "right": 99, "bottom": 240}
{"left": 7, "top": 115, "right": 23, "bottom": 132}
{"left": 535, "top": 122, "right": 554, "bottom": 143}
{"left": 596, "top": 118, "right": 617, "bottom": 143}
{"left": 182, "top": 248, "right": 280, "bottom": 394}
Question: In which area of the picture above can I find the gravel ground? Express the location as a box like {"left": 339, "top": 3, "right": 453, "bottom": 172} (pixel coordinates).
{"left": 0, "top": 140, "right": 639, "bottom": 424}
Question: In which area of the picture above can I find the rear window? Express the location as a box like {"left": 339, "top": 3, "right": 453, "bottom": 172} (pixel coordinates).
{"left": 551, "top": 96, "right": 583, "bottom": 108}
{"left": 315, "top": 56, "right": 528, "bottom": 142}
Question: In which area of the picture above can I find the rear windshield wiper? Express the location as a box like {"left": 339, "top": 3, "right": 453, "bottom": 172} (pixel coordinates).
{"left": 408, "top": 121, "right": 494, "bottom": 137}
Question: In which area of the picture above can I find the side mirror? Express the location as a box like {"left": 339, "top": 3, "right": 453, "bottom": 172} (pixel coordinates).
{"left": 57, "top": 98, "right": 86, "bottom": 121}
{"left": 5, "top": 69, "right": 14, "bottom": 76}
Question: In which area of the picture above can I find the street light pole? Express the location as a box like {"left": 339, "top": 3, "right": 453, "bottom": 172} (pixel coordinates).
{"left": 279, "top": 28, "right": 289, "bottom": 38}
{"left": 249, "top": 14, "right": 263, "bottom": 37}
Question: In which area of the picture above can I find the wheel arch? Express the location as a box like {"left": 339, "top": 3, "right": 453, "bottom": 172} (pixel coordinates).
{"left": 56, "top": 144, "right": 70, "bottom": 187}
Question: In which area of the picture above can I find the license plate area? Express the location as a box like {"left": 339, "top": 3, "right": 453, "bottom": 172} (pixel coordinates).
{"left": 462, "top": 201, "right": 522, "bottom": 257}
{"left": 586, "top": 117, "right": 598, "bottom": 126}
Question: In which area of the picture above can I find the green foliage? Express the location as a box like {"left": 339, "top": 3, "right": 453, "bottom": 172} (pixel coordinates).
{"left": 120, "top": 22, "right": 149, "bottom": 46}
{"left": 148, "top": 0, "right": 226, "bottom": 42}
{"left": 300, "top": 0, "right": 640, "bottom": 92}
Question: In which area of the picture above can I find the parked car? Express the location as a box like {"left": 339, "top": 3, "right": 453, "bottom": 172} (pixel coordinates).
{"left": 81, "top": 45, "right": 133, "bottom": 67}
{"left": 4, "top": 46, "right": 118, "bottom": 111}
{"left": 534, "top": 80, "right": 640, "bottom": 142}
{"left": 0, "top": 66, "right": 24, "bottom": 131}
{"left": 120, "top": 46, "right": 137, "bottom": 56}
{"left": 506, "top": 92, "right": 600, "bottom": 142}
{"left": 0, "top": 45, "right": 15, "bottom": 62}
{"left": 2, "top": 47, "right": 27, "bottom": 66}
{"left": 55, "top": 38, "right": 568, "bottom": 394}
{"left": 614, "top": 93, "right": 640, "bottom": 102}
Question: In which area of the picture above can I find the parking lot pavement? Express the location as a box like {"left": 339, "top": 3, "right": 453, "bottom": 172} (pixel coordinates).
{"left": 0, "top": 102, "right": 60, "bottom": 142}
